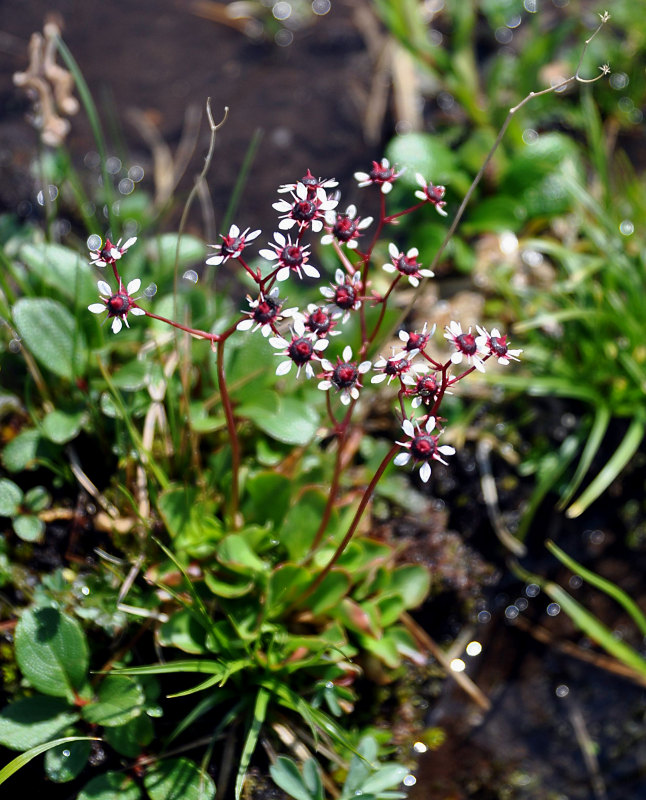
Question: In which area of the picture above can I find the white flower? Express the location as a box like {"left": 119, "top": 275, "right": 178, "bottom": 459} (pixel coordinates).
{"left": 272, "top": 183, "right": 338, "bottom": 233}
{"left": 320, "top": 204, "right": 373, "bottom": 249}
{"left": 444, "top": 321, "right": 486, "bottom": 373}
{"left": 475, "top": 326, "right": 522, "bottom": 365}
{"left": 354, "top": 158, "right": 402, "bottom": 194}
{"left": 318, "top": 345, "right": 372, "bottom": 406}
{"left": 414, "top": 174, "right": 447, "bottom": 216}
{"left": 89, "top": 236, "right": 137, "bottom": 268}
{"left": 206, "top": 224, "right": 261, "bottom": 266}
{"left": 259, "top": 231, "right": 320, "bottom": 282}
{"left": 394, "top": 416, "right": 455, "bottom": 483}
{"left": 235, "top": 287, "right": 298, "bottom": 337}
{"left": 269, "top": 319, "right": 329, "bottom": 378}
{"left": 88, "top": 278, "right": 145, "bottom": 334}
{"left": 382, "top": 242, "right": 434, "bottom": 287}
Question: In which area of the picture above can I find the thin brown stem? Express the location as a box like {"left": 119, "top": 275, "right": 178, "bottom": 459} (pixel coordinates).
{"left": 216, "top": 336, "right": 241, "bottom": 528}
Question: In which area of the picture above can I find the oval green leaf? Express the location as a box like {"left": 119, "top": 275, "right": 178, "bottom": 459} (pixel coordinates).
{"left": 44, "top": 737, "right": 91, "bottom": 783}
{"left": 13, "top": 297, "right": 88, "bottom": 380}
{"left": 15, "top": 607, "right": 89, "bottom": 697}
{"left": 0, "top": 478, "right": 22, "bottom": 516}
{"left": 82, "top": 675, "right": 145, "bottom": 727}
{"left": 78, "top": 771, "right": 143, "bottom": 800}
{"left": 0, "top": 696, "right": 79, "bottom": 751}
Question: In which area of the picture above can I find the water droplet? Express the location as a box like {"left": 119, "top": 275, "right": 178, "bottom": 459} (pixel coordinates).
{"left": 325, "top": 681, "right": 334, "bottom": 689}
{"left": 619, "top": 220, "right": 634, "bottom": 235}
{"left": 128, "top": 165, "right": 145, "bottom": 182}
{"left": 547, "top": 602, "right": 561, "bottom": 617}
{"left": 478, "top": 610, "right": 491, "bottom": 623}
{"left": 413, "top": 741, "right": 428, "bottom": 753}
{"left": 312, "top": 0, "right": 331, "bottom": 14}
{"left": 84, "top": 151, "right": 101, "bottom": 169}
{"left": 273, "top": 1, "right": 292, "bottom": 20}
{"left": 495, "top": 26, "right": 513, "bottom": 44}
{"left": 524, "top": 0, "right": 537, "bottom": 11}
{"left": 80, "top": 585, "right": 90, "bottom": 596}
{"left": 609, "top": 72, "right": 629, "bottom": 90}
{"left": 437, "top": 91, "right": 454, "bottom": 111}
{"left": 36, "top": 185, "right": 58, "bottom": 205}
{"left": 499, "top": 231, "right": 518, "bottom": 255}
{"left": 555, "top": 684, "right": 569, "bottom": 698}
{"left": 8, "top": 338, "right": 22, "bottom": 353}
{"left": 569, "top": 575, "right": 583, "bottom": 590}
{"left": 522, "top": 128, "right": 539, "bottom": 145}
{"left": 118, "top": 178, "right": 135, "bottom": 195}
{"left": 515, "top": 597, "right": 528, "bottom": 611}
{"left": 403, "top": 775, "right": 417, "bottom": 787}
{"left": 87, "top": 234, "right": 102, "bottom": 251}
{"left": 183, "top": 269, "right": 199, "bottom": 284}
{"left": 587, "top": 529, "right": 605, "bottom": 545}
{"left": 450, "top": 658, "right": 466, "bottom": 672}
{"left": 62, "top": 749, "right": 71, "bottom": 758}
{"left": 106, "top": 156, "right": 122, "bottom": 174}
{"left": 144, "top": 283, "right": 158, "bottom": 298}
{"left": 506, "top": 14, "right": 522, "bottom": 28}
{"left": 525, "top": 583, "right": 540, "bottom": 598}
{"left": 274, "top": 28, "right": 293, "bottom": 46}
{"left": 505, "top": 605, "right": 519, "bottom": 620}
{"left": 466, "top": 641, "right": 482, "bottom": 657}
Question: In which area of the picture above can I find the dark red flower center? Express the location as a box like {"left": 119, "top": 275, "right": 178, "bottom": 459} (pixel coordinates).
{"left": 107, "top": 293, "right": 131, "bottom": 316}
{"left": 306, "top": 308, "right": 332, "bottom": 335}
{"left": 404, "top": 331, "right": 429, "bottom": 352}
{"left": 281, "top": 245, "right": 304, "bottom": 268}
{"left": 456, "top": 333, "right": 477, "bottom": 355}
{"left": 415, "top": 375, "right": 439, "bottom": 398}
{"left": 490, "top": 336, "right": 508, "bottom": 357}
{"left": 425, "top": 184, "right": 445, "bottom": 203}
{"left": 332, "top": 362, "right": 358, "bottom": 389}
{"left": 221, "top": 235, "right": 244, "bottom": 256}
{"left": 395, "top": 255, "right": 419, "bottom": 275}
{"left": 333, "top": 215, "right": 358, "bottom": 241}
{"left": 292, "top": 200, "right": 317, "bottom": 223}
{"left": 384, "top": 358, "right": 409, "bottom": 376}
{"left": 334, "top": 284, "right": 356, "bottom": 309}
{"left": 288, "top": 337, "right": 314, "bottom": 365}
{"left": 253, "top": 296, "right": 280, "bottom": 323}
{"left": 410, "top": 434, "right": 437, "bottom": 461}
{"left": 100, "top": 240, "right": 116, "bottom": 262}
{"left": 369, "top": 162, "right": 395, "bottom": 182}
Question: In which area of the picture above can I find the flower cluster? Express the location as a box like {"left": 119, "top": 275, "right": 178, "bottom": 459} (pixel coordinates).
{"left": 87, "top": 156, "right": 521, "bottom": 490}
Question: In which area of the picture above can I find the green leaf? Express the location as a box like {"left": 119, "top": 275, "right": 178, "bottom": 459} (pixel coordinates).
{"left": 13, "top": 297, "right": 87, "bottom": 380}
{"left": 78, "top": 771, "right": 143, "bottom": 800}
{"left": 0, "top": 736, "right": 96, "bottom": 787}
{"left": 15, "top": 607, "right": 89, "bottom": 697}
{"left": 144, "top": 757, "right": 216, "bottom": 800}
{"left": 44, "top": 737, "right": 91, "bottom": 782}
{"left": 41, "top": 409, "right": 84, "bottom": 444}
{"left": 389, "top": 565, "right": 431, "bottom": 609}
{"left": 19, "top": 243, "right": 97, "bottom": 305}
{"left": 13, "top": 514, "right": 45, "bottom": 543}
{"left": 1, "top": 429, "right": 50, "bottom": 472}
{"left": 267, "top": 564, "right": 311, "bottom": 615}
{"left": 239, "top": 396, "right": 320, "bottom": 446}
{"left": 0, "top": 697, "right": 79, "bottom": 751}
{"left": 217, "top": 533, "right": 268, "bottom": 575}
{"left": 146, "top": 234, "right": 207, "bottom": 274}
{"left": 236, "top": 688, "right": 270, "bottom": 800}
{"left": 112, "top": 359, "right": 150, "bottom": 391}
{"left": 82, "top": 676, "right": 145, "bottom": 727}
{"left": 0, "top": 478, "right": 22, "bottom": 516}
{"left": 269, "top": 757, "right": 315, "bottom": 800}
{"left": 279, "top": 490, "right": 331, "bottom": 562}
{"left": 242, "top": 471, "right": 291, "bottom": 528}
{"left": 23, "top": 485, "right": 51, "bottom": 512}
{"left": 304, "top": 570, "right": 351, "bottom": 616}
{"left": 361, "top": 765, "right": 409, "bottom": 794}
{"left": 104, "top": 714, "right": 154, "bottom": 758}
{"left": 158, "top": 609, "right": 208, "bottom": 654}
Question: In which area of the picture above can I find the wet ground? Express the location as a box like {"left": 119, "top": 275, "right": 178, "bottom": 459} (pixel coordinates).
{"left": 1, "top": 2, "right": 646, "bottom": 798}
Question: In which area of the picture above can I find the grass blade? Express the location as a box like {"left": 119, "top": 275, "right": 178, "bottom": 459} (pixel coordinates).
{"left": 557, "top": 404, "right": 611, "bottom": 510}
{"left": 235, "top": 687, "right": 269, "bottom": 800}
{"left": 546, "top": 540, "right": 646, "bottom": 637}
{"left": 0, "top": 736, "right": 98, "bottom": 786}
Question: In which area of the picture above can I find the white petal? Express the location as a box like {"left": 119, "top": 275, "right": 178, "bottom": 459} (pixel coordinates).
{"left": 258, "top": 249, "right": 278, "bottom": 260}
{"left": 438, "top": 445, "right": 455, "bottom": 456}
{"left": 111, "top": 317, "right": 123, "bottom": 334}
{"left": 229, "top": 224, "right": 241, "bottom": 237}
{"left": 419, "top": 462, "right": 431, "bottom": 482}
{"left": 130, "top": 307, "right": 146, "bottom": 316}
{"left": 303, "top": 264, "right": 320, "bottom": 278}
{"left": 127, "top": 278, "right": 141, "bottom": 293}
{"left": 354, "top": 171, "right": 369, "bottom": 181}
{"left": 278, "top": 219, "right": 294, "bottom": 230}
{"left": 97, "top": 280, "right": 112, "bottom": 295}
{"left": 88, "top": 303, "right": 106, "bottom": 314}
{"left": 276, "top": 267, "right": 290, "bottom": 282}
{"left": 121, "top": 237, "right": 137, "bottom": 250}
{"left": 318, "top": 380, "right": 332, "bottom": 391}
{"left": 425, "top": 417, "right": 436, "bottom": 433}
{"left": 247, "top": 229, "right": 261, "bottom": 241}
{"left": 314, "top": 339, "right": 329, "bottom": 351}
{"left": 371, "top": 374, "right": 387, "bottom": 384}
{"left": 342, "top": 345, "right": 352, "bottom": 361}
{"left": 358, "top": 361, "right": 372, "bottom": 373}
{"left": 269, "top": 336, "right": 288, "bottom": 349}
{"left": 450, "top": 352, "right": 463, "bottom": 364}
{"left": 276, "top": 360, "right": 292, "bottom": 375}
{"left": 340, "top": 392, "right": 352, "bottom": 405}
{"left": 381, "top": 182, "right": 393, "bottom": 194}
{"left": 394, "top": 452, "right": 411, "bottom": 466}
{"left": 272, "top": 201, "right": 292, "bottom": 212}
{"left": 205, "top": 255, "right": 225, "bottom": 265}
{"left": 388, "top": 242, "right": 399, "bottom": 258}
{"left": 402, "top": 419, "right": 415, "bottom": 437}
{"left": 237, "top": 318, "right": 254, "bottom": 331}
